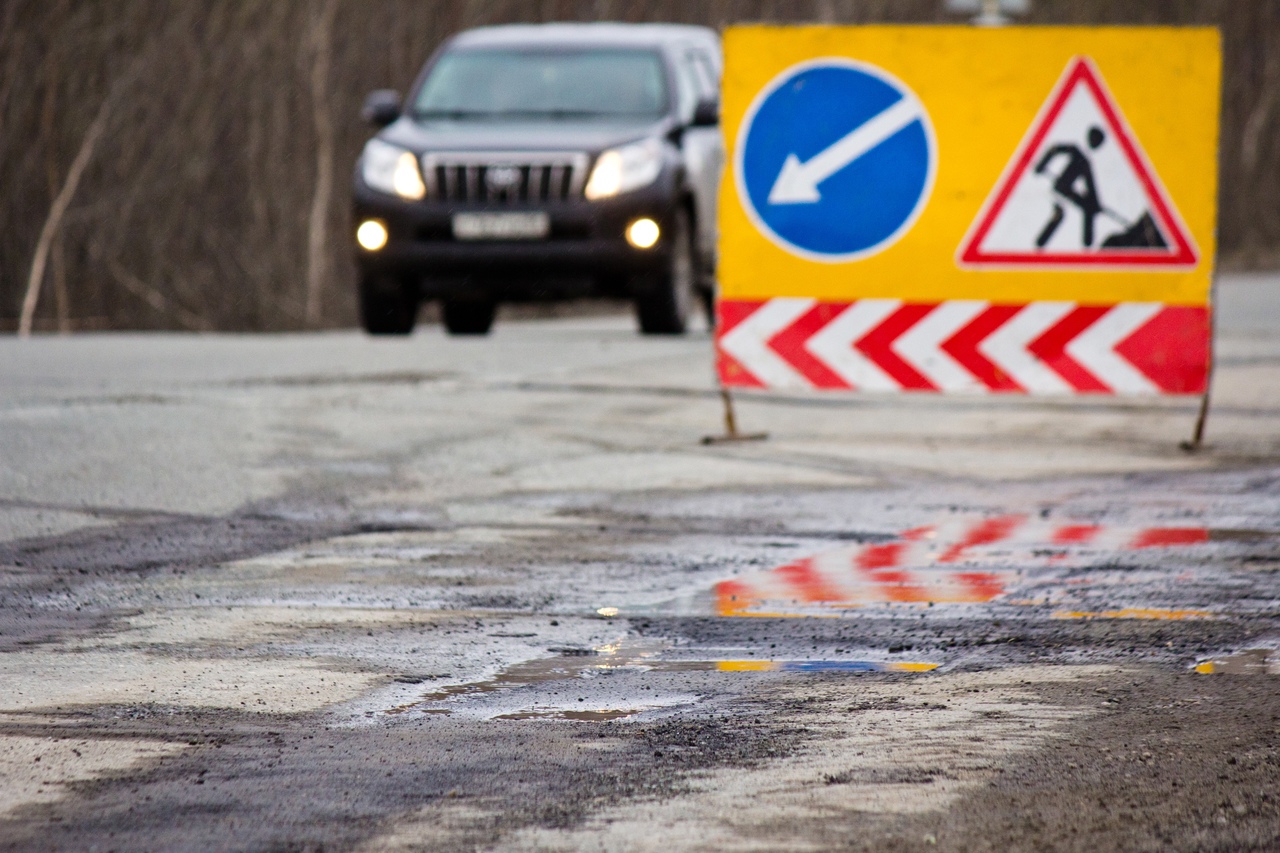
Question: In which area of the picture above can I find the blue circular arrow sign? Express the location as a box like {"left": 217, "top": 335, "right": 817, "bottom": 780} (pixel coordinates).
{"left": 734, "top": 59, "right": 937, "bottom": 262}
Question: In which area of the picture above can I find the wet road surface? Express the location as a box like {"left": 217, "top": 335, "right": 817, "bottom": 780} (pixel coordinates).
{"left": 1, "top": 277, "right": 1278, "bottom": 851}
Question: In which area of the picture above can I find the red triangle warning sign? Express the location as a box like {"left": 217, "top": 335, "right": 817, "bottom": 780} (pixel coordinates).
{"left": 958, "top": 57, "right": 1197, "bottom": 269}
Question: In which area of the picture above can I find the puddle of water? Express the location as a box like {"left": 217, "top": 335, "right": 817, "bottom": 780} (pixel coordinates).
{"left": 494, "top": 709, "right": 640, "bottom": 721}
{"left": 1194, "top": 648, "right": 1280, "bottom": 675}
{"left": 382, "top": 642, "right": 939, "bottom": 719}
{"left": 716, "top": 660, "right": 938, "bottom": 673}
{"left": 381, "top": 640, "right": 670, "bottom": 717}
{"left": 1209, "top": 528, "right": 1280, "bottom": 544}
{"left": 706, "top": 516, "right": 1247, "bottom": 618}
{"left": 1052, "top": 608, "right": 1216, "bottom": 621}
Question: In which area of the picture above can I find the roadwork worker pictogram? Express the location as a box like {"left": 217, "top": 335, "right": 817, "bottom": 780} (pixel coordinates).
{"left": 1034, "top": 125, "right": 1106, "bottom": 248}
{"left": 959, "top": 56, "right": 1199, "bottom": 268}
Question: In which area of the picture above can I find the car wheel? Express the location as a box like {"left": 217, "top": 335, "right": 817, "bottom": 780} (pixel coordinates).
{"left": 359, "top": 274, "right": 417, "bottom": 335}
{"left": 635, "top": 208, "right": 696, "bottom": 335}
{"left": 699, "top": 284, "right": 715, "bottom": 332}
{"left": 442, "top": 299, "right": 497, "bottom": 335}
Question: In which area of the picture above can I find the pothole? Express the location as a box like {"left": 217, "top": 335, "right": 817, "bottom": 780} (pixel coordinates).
{"left": 380, "top": 640, "right": 940, "bottom": 721}
{"left": 639, "top": 515, "right": 1271, "bottom": 620}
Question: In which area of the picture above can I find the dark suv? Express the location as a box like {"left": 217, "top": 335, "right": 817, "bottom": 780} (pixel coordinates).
{"left": 352, "top": 23, "right": 722, "bottom": 336}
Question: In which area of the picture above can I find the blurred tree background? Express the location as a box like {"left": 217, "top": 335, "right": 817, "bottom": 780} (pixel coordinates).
{"left": 2, "top": 0, "right": 1277, "bottom": 332}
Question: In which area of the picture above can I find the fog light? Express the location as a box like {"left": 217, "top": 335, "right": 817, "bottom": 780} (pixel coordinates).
{"left": 626, "top": 218, "right": 660, "bottom": 249}
{"left": 357, "top": 220, "right": 388, "bottom": 251}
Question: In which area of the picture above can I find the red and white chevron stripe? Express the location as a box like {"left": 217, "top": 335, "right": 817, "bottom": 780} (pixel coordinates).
{"left": 716, "top": 299, "right": 1209, "bottom": 394}
{"left": 714, "top": 516, "right": 1210, "bottom": 615}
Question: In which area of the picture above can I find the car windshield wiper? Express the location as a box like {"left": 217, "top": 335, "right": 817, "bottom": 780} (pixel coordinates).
{"left": 488, "top": 109, "right": 617, "bottom": 118}
{"left": 413, "top": 109, "right": 495, "bottom": 120}
{"left": 415, "top": 108, "right": 648, "bottom": 120}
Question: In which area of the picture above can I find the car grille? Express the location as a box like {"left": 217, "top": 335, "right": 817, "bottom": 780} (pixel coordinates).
{"left": 421, "top": 151, "right": 590, "bottom": 204}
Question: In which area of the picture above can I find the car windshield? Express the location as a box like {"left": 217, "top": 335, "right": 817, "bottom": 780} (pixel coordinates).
{"left": 413, "top": 48, "right": 668, "bottom": 120}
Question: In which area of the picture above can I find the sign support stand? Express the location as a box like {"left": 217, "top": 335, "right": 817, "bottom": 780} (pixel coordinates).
{"left": 717, "top": 26, "right": 1219, "bottom": 435}
{"left": 1183, "top": 387, "right": 1211, "bottom": 452}
{"left": 702, "top": 387, "right": 768, "bottom": 445}
{"left": 1181, "top": 269, "right": 1218, "bottom": 453}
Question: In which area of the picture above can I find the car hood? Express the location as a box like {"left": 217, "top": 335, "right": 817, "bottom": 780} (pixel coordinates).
{"left": 378, "top": 118, "right": 667, "bottom": 155}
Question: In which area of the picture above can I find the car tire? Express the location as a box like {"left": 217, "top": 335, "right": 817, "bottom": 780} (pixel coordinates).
{"left": 699, "top": 284, "right": 715, "bottom": 332}
{"left": 635, "top": 208, "right": 696, "bottom": 335}
{"left": 360, "top": 275, "right": 418, "bottom": 336}
{"left": 442, "top": 299, "right": 497, "bottom": 335}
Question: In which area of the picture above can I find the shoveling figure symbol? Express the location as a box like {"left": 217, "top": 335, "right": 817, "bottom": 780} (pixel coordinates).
{"left": 1033, "top": 124, "right": 1167, "bottom": 251}
{"left": 735, "top": 59, "right": 936, "bottom": 262}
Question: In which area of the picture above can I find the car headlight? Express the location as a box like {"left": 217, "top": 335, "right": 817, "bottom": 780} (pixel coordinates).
{"left": 584, "top": 139, "right": 663, "bottom": 200}
{"left": 361, "top": 139, "right": 425, "bottom": 200}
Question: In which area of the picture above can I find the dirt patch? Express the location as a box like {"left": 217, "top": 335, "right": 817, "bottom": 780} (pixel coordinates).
{"left": 866, "top": 668, "right": 1280, "bottom": 852}
{"left": 0, "top": 503, "right": 439, "bottom": 651}
{"left": 0, "top": 698, "right": 805, "bottom": 852}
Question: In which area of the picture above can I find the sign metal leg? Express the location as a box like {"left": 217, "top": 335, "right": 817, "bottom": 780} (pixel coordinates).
{"left": 1182, "top": 390, "right": 1211, "bottom": 452}
{"left": 1181, "top": 270, "right": 1217, "bottom": 453}
{"left": 702, "top": 387, "right": 768, "bottom": 445}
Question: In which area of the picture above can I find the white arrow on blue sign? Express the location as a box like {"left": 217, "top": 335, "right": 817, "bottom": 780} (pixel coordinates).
{"left": 734, "top": 59, "right": 937, "bottom": 262}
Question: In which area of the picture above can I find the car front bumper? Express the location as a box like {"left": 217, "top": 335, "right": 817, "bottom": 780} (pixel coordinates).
{"left": 352, "top": 179, "right": 678, "bottom": 300}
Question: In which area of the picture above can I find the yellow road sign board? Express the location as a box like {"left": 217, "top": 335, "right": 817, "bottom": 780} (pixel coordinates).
{"left": 716, "top": 26, "right": 1220, "bottom": 395}
{"left": 720, "top": 25, "right": 1220, "bottom": 305}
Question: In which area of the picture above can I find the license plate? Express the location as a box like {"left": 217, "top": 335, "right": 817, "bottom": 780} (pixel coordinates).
{"left": 452, "top": 212, "right": 550, "bottom": 241}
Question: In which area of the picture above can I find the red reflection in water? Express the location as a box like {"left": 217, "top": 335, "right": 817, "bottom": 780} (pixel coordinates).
{"left": 1051, "top": 525, "right": 1102, "bottom": 544}
{"left": 774, "top": 560, "right": 843, "bottom": 603}
{"left": 858, "top": 542, "right": 909, "bottom": 569}
{"left": 937, "top": 515, "right": 1024, "bottom": 563}
{"left": 714, "top": 518, "right": 1211, "bottom": 616}
{"left": 1130, "top": 527, "right": 1209, "bottom": 548}
{"left": 715, "top": 579, "right": 754, "bottom": 611}
{"left": 861, "top": 567, "right": 928, "bottom": 602}
{"left": 952, "top": 571, "right": 1006, "bottom": 601}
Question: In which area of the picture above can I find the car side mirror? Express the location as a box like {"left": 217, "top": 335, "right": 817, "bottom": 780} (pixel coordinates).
{"left": 362, "top": 90, "right": 401, "bottom": 127}
{"left": 691, "top": 98, "right": 719, "bottom": 127}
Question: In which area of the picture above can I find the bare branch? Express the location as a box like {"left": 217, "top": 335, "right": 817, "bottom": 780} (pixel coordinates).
{"left": 106, "top": 258, "right": 213, "bottom": 332}
{"left": 1241, "top": 47, "right": 1279, "bottom": 175}
{"left": 18, "top": 95, "right": 109, "bottom": 337}
{"left": 42, "top": 13, "right": 72, "bottom": 334}
{"left": 305, "top": 0, "right": 340, "bottom": 327}
{"left": 18, "top": 6, "right": 202, "bottom": 335}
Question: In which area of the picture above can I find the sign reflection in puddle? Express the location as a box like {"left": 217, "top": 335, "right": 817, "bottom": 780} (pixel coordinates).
{"left": 714, "top": 515, "right": 1230, "bottom": 618}
{"left": 1194, "top": 647, "right": 1280, "bottom": 675}
{"left": 382, "top": 641, "right": 938, "bottom": 720}
{"left": 375, "top": 518, "right": 1273, "bottom": 721}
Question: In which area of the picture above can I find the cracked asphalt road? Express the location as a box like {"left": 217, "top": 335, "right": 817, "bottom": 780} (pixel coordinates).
{"left": 1, "top": 277, "right": 1278, "bottom": 852}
